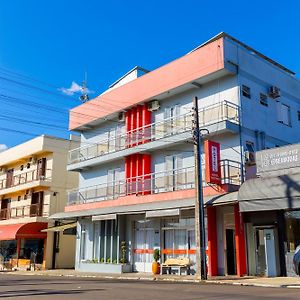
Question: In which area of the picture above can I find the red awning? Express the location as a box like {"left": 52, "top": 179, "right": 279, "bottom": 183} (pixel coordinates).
{"left": 0, "top": 222, "right": 47, "bottom": 241}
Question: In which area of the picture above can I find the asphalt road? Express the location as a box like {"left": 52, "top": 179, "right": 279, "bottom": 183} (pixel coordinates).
{"left": 0, "top": 274, "right": 299, "bottom": 299}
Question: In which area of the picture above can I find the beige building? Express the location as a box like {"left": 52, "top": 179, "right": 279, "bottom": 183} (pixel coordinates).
{"left": 0, "top": 135, "right": 79, "bottom": 270}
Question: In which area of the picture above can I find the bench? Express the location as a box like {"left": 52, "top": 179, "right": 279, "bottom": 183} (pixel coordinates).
{"left": 161, "top": 257, "right": 191, "bottom": 275}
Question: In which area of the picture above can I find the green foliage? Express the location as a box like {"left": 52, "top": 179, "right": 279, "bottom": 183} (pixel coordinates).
{"left": 120, "top": 241, "right": 127, "bottom": 264}
{"left": 92, "top": 258, "right": 98, "bottom": 263}
{"left": 113, "top": 259, "right": 118, "bottom": 264}
{"left": 153, "top": 249, "right": 160, "bottom": 262}
{"left": 106, "top": 258, "right": 111, "bottom": 263}
{"left": 100, "top": 257, "right": 105, "bottom": 263}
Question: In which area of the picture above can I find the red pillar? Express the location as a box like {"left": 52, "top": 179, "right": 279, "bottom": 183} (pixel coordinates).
{"left": 142, "top": 154, "right": 151, "bottom": 195}
{"left": 234, "top": 203, "right": 247, "bottom": 277}
{"left": 125, "top": 110, "right": 132, "bottom": 148}
{"left": 207, "top": 206, "right": 218, "bottom": 276}
{"left": 142, "top": 103, "right": 151, "bottom": 143}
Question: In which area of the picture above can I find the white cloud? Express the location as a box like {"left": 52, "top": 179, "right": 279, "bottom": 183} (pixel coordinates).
{"left": 0, "top": 144, "right": 7, "bottom": 152}
{"left": 59, "top": 81, "right": 94, "bottom": 96}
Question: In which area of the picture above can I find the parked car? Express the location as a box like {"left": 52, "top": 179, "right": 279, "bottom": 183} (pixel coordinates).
{"left": 293, "top": 245, "right": 300, "bottom": 275}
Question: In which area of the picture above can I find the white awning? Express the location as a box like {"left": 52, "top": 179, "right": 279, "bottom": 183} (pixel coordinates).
{"left": 41, "top": 222, "right": 77, "bottom": 232}
{"left": 146, "top": 208, "right": 180, "bottom": 218}
{"left": 92, "top": 214, "right": 117, "bottom": 221}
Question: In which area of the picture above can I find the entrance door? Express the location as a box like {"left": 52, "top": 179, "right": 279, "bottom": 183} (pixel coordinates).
{"left": 30, "top": 192, "right": 44, "bottom": 217}
{"left": 255, "top": 228, "right": 279, "bottom": 277}
{"left": 6, "top": 169, "right": 14, "bottom": 188}
{"left": 134, "top": 220, "right": 156, "bottom": 273}
{"left": 0, "top": 199, "right": 11, "bottom": 220}
{"left": 255, "top": 229, "right": 266, "bottom": 275}
{"left": 36, "top": 158, "right": 46, "bottom": 180}
{"left": 225, "top": 229, "right": 236, "bottom": 275}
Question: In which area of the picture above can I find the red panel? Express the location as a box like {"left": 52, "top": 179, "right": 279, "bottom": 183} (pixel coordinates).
{"left": 207, "top": 206, "right": 218, "bottom": 276}
{"left": 125, "top": 110, "right": 132, "bottom": 132}
{"left": 204, "top": 140, "right": 221, "bottom": 185}
{"left": 234, "top": 203, "right": 247, "bottom": 277}
{"left": 142, "top": 154, "right": 151, "bottom": 195}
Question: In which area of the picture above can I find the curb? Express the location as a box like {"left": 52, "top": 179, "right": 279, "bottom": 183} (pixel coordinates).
{"left": 1, "top": 271, "right": 300, "bottom": 288}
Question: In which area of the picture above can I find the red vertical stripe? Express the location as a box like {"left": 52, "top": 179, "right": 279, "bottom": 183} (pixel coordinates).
{"left": 234, "top": 203, "right": 247, "bottom": 277}
{"left": 207, "top": 206, "right": 218, "bottom": 276}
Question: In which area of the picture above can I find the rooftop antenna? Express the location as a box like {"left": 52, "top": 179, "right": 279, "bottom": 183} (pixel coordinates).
{"left": 80, "top": 71, "right": 89, "bottom": 103}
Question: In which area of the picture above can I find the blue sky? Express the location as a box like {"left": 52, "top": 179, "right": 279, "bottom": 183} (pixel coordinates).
{"left": 0, "top": 0, "right": 300, "bottom": 148}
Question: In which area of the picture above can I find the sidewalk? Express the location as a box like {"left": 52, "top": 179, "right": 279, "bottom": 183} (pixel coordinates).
{"left": 2, "top": 269, "right": 300, "bottom": 288}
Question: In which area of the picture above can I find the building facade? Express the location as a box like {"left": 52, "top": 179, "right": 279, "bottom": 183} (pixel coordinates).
{"left": 54, "top": 33, "right": 300, "bottom": 276}
{"left": 0, "top": 135, "right": 78, "bottom": 270}
{"left": 238, "top": 143, "right": 300, "bottom": 277}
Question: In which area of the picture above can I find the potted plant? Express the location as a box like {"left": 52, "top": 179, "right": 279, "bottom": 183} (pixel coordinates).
{"left": 152, "top": 249, "right": 160, "bottom": 275}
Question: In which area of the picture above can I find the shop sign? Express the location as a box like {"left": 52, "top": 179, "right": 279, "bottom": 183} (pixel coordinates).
{"left": 256, "top": 143, "right": 300, "bottom": 175}
{"left": 204, "top": 140, "right": 221, "bottom": 185}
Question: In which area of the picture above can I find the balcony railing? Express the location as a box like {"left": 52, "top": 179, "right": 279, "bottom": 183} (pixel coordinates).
{"left": 0, "top": 203, "right": 47, "bottom": 220}
{"left": 0, "top": 169, "right": 51, "bottom": 190}
{"left": 68, "top": 101, "right": 239, "bottom": 165}
{"left": 68, "top": 159, "right": 241, "bottom": 206}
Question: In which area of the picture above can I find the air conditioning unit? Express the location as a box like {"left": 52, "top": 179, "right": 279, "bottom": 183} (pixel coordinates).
{"left": 268, "top": 86, "right": 280, "bottom": 99}
{"left": 118, "top": 112, "right": 125, "bottom": 122}
{"left": 148, "top": 100, "right": 160, "bottom": 112}
{"left": 245, "top": 151, "right": 256, "bottom": 166}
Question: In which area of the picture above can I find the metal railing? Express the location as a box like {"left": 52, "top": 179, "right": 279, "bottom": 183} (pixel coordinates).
{"left": 0, "top": 169, "right": 52, "bottom": 190}
{"left": 68, "top": 159, "right": 241, "bottom": 205}
{"left": 68, "top": 101, "right": 239, "bottom": 165}
{"left": 0, "top": 203, "right": 48, "bottom": 220}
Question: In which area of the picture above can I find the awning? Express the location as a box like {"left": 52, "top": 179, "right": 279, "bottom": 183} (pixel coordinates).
{"left": 238, "top": 173, "right": 300, "bottom": 212}
{"left": 146, "top": 208, "right": 180, "bottom": 218}
{"left": 41, "top": 222, "right": 77, "bottom": 232}
{"left": 204, "top": 191, "right": 238, "bottom": 207}
{"left": 0, "top": 222, "right": 47, "bottom": 241}
{"left": 92, "top": 214, "right": 117, "bottom": 221}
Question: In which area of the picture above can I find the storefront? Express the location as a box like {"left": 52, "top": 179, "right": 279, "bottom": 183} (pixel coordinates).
{"left": 0, "top": 222, "right": 47, "bottom": 270}
{"left": 238, "top": 143, "right": 300, "bottom": 277}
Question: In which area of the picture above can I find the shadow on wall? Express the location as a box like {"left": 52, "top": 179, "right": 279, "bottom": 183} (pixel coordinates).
{"left": 278, "top": 174, "right": 300, "bottom": 209}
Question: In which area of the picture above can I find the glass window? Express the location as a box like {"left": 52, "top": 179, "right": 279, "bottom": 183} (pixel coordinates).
{"left": 242, "top": 85, "right": 251, "bottom": 99}
{"left": 19, "top": 239, "right": 44, "bottom": 264}
{"left": 260, "top": 93, "right": 268, "bottom": 107}
{"left": 285, "top": 211, "right": 300, "bottom": 252}
{"left": 80, "top": 224, "right": 87, "bottom": 260}
{"left": 0, "top": 240, "right": 17, "bottom": 262}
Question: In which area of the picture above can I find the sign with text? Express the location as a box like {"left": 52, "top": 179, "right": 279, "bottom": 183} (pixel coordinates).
{"left": 256, "top": 143, "right": 300, "bottom": 175}
{"left": 204, "top": 140, "right": 221, "bottom": 185}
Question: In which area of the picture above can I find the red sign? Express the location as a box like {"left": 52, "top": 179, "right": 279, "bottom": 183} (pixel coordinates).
{"left": 204, "top": 140, "right": 221, "bottom": 185}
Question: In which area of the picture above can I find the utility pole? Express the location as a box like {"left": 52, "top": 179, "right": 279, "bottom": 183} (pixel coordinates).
{"left": 193, "top": 96, "right": 208, "bottom": 280}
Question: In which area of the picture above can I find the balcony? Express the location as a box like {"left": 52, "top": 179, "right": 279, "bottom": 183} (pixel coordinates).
{"left": 0, "top": 203, "right": 48, "bottom": 221}
{"left": 68, "top": 101, "right": 240, "bottom": 170}
{"left": 0, "top": 169, "right": 52, "bottom": 196}
{"left": 68, "top": 159, "right": 241, "bottom": 206}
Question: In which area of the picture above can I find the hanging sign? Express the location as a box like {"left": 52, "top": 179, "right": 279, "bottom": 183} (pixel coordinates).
{"left": 204, "top": 140, "right": 221, "bottom": 185}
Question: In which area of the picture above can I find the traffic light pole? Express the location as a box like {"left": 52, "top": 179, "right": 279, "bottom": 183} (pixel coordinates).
{"left": 193, "top": 96, "right": 208, "bottom": 280}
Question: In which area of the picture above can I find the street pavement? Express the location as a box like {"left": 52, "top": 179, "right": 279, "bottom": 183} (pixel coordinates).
{"left": 0, "top": 274, "right": 299, "bottom": 299}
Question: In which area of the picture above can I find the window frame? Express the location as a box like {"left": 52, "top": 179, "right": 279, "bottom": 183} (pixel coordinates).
{"left": 242, "top": 85, "right": 251, "bottom": 99}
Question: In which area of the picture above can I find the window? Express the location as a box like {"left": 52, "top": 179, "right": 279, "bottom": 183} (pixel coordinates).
{"left": 242, "top": 85, "right": 251, "bottom": 99}
{"left": 277, "top": 102, "right": 291, "bottom": 126}
{"left": 298, "top": 111, "right": 300, "bottom": 121}
{"left": 259, "top": 93, "right": 268, "bottom": 107}
{"left": 245, "top": 141, "right": 255, "bottom": 153}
